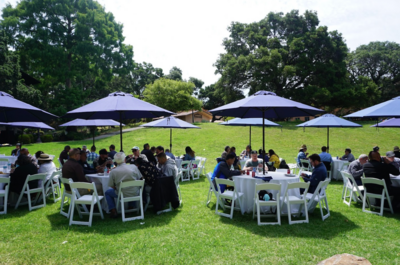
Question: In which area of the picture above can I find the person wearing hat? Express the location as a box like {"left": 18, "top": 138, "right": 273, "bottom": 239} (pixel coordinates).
{"left": 126, "top": 146, "right": 148, "bottom": 164}
{"left": 11, "top": 143, "right": 21, "bottom": 157}
{"left": 297, "top": 144, "right": 309, "bottom": 167}
{"left": 386, "top": 151, "right": 400, "bottom": 171}
{"left": 38, "top": 154, "right": 57, "bottom": 182}
{"left": 105, "top": 152, "right": 142, "bottom": 218}
{"left": 93, "top": 148, "right": 113, "bottom": 173}
{"left": 339, "top": 148, "right": 355, "bottom": 162}
{"left": 394, "top": 146, "right": 400, "bottom": 158}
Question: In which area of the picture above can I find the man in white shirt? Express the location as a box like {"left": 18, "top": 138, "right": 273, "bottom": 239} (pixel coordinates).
{"left": 105, "top": 152, "right": 142, "bottom": 218}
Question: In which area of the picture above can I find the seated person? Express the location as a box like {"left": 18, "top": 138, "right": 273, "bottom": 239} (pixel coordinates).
{"left": 157, "top": 153, "right": 178, "bottom": 182}
{"left": 82, "top": 145, "right": 90, "bottom": 154}
{"left": 150, "top": 146, "right": 156, "bottom": 155}
{"left": 19, "top": 148, "right": 38, "bottom": 167}
{"left": 155, "top": 146, "right": 168, "bottom": 157}
{"left": 105, "top": 152, "right": 142, "bottom": 218}
{"left": 211, "top": 153, "right": 244, "bottom": 193}
{"left": 268, "top": 149, "right": 281, "bottom": 169}
{"left": 93, "top": 149, "right": 113, "bottom": 173}
{"left": 59, "top": 145, "right": 70, "bottom": 166}
{"left": 165, "top": 149, "right": 176, "bottom": 160}
{"left": 108, "top": 144, "right": 117, "bottom": 159}
{"left": 297, "top": 144, "right": 309, "bottom": 167}
{"left": 87, "top": 146, "right": 99, "bottom": 167}
{"left": 257, "top": 149, "right": 269, "bottom": 163}
{"left": 387, "top": 151, "right": 400, "bottom": 170}
{"left": 363, "top": 151, "right": 400, "bottom": 210}
{"left": 243, "top": 151, "right": 269, "bottom": 172}
{"left": 240, "top": 145, "right": 251, "bottom": 159}
{"left": 62, "top": 148, "right": 103, "bottom": 195}
{"left": 79, "top": 151, "right": 97, "bottom": 174}
{"left": 300, "top": 154, "right": 327, "bottom": 194}
{"left": 348, "top": 154, "right": 368, "bottom": 186}
{"left": 340, "top": 148, "right": 355, "bottom": 162}
{"left": 11, "top": 143, "right": 21, "bottom": 156}
{"left": 9, "top": 155, "right": 38, "bottom": 194}
{"left": 126, "top": 146, "right": 148, "bottom": 164}
{"left": 141, "top": 143, "right": 157, "bottom": 164}
{"left": 394, "top": 146, "right": 400, "bottom": 158}
{"left": 133, "top": 157, "right": 163, "bottom": 204}
{"left": 37, "top": 154, "right": 57, "bottom": 183}
{"left": 230, "top": 146, "right": 239, "bottom": 169}
{"left": 319, "top": 146, "right": 332, "bottom": 163}
{"left": 183, "top": 146, "right": 195, "bottom": 161}
{"left": 221, "top": 146, "right": 230, "bottom": 160}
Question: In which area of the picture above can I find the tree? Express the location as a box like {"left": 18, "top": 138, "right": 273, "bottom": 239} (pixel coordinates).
{"left": 198, "top": 83, "right": 230, "bottom": 110}
{"left": 1, "top": 0, "right": 134, "bottom": 114}
{"left": 131, "top": 62, "right": 164, "bottom": 96}
{"left": 188, "top": 77, "right": 204, "bottom": 96}
{"left": 214, "top": 10, "right": 356, "bottom": 109}
{"left": 143, "top": 78, "right": 202, "bottom": 112}
{"left": 166, "top": 66, "right": 183, "bottom": 81}
{"left": 348, "top": 41, "right": 400, "bottom": 102}
{"left": 0, "top": 30, "right": 42, "bottom": 105}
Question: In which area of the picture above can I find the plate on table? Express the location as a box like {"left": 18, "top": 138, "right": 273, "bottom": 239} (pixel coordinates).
{"left": 284, "top": 174, "right": 296, "bottom": 177}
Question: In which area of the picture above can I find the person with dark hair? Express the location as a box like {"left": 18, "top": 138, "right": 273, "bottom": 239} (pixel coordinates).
{"left": 11, "top": 143, "right": 21, "bottom": 156}
{"left": 79, "top": 151, "right": 97, "bottom": 174}
{"left": 268, "top": 149, "right": 281, "bottom": 169}
{"left": 230, "top": 146, "right": 239, "bottom": 168}
{"left": 133, "top": 157, "right": 163, "bottom": 203}
{"left": 157, "top": 153, "right": 178, "bottom": 182}
{"left": 240, "top": 145, "right": 252, "bottom": 159}
{"left": 19, "top": 148, "right": 38, "bottom": 167}
{"left": 211, "top": 153, "right": 243, "bottom": 193}
{"left": 93, "top": 148, "right": 113, "bottom": 172}
{"left": 126, "top": 146, "right": 148, "bottom": 164}
{"left": 9, "top": 155, "right": 38, "bottom": 194}
{"left": 297, "top": 144, "right": 309, "bottom": 166}
{"left": 108, "top": 144, "right": 117, "bottom": 159}
{"left": 141, "top": 143, "right": 157, "bottom": 164}
{"left": 87, "top": 146, "right": 99, "bottom": 167}
{"left": 150, "top": 146, "right": 156, "bottom": 154}
{"left": 155, "top": 146, "right": 165, "bottom": 155}
{"left": 300, "top": 154, "right": 327, "bottom": 194}
{"left": 165, "top": 149, "right": 176, "bottom": 160}
{"left": 340, "top": 148, "right": 355, "bottom": 162}
{"left": 243, "top": 151, "right": 268, "bottom": 171}
{"left": 319, "top": 146, "right": 332, "bottom": 163}
{"left": 59, "top": 145, "right": 70, "bottom": 166}
{"left": 257, "top": 149, "right": 269, "bottom": 163}
{"left": 394, "top": 146, "right": 400, "bottom": 158}
{"left": 35, "top": 151, "right": 44, "bottom": 160}
{"left": 221, "top": 146, "right": 230, "bottom": 160}
{"left": 184, "top": 146, "right": 195, "bottom": 161}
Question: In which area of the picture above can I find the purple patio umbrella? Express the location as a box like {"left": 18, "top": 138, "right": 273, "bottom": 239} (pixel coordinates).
{"left": 0, "top": 121, "right": 54, "bottom": 143}
{"left": 297, "top": 114, "right": 362, "bottom": 153}
{"left": 141, "top": 116, "right": 200, "bottom": 152}
{"left": 210, "top": 91, "right": 324, "bottom": 174}
{"left": 371, "top": 118, "right": 400, "bottom": 127}
{"left": 0, "top": 91, "right": 57, "bottom": 122}
{"left": 63, "top": 91, "right": 174, "bottom": 151}
{"left": 59, "top": 119, "right": 125, "bottom": 148}
{"left": 345, "top": 96, "right": 400, "bottom": 118}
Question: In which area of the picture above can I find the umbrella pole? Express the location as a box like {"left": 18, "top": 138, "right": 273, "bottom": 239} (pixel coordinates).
{"left": 93, "top": 129, "right": 95, "bottom": 148}
{"left": 119, "top": 112, "right": 123, "bottom": 152}
{"left": 263, "top": 112, "right": 265, "bottom": 175}
{"left": 249, "top": 126, "right": 251, "bottom": 146}
{"left": 327, "top": 127, "right": 329, "bottom": 153}
{"left": 170, "top": 128, "right": 172, "bottom": 153}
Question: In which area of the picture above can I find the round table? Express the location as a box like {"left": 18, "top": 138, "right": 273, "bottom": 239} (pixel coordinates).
{"left": 391, "top": 175, "right": 400, "bottom": 187}
{"left": 86, "top": 173, "right": 111, "bottom": 212}
{"left": 331, "top": 158, "right": 349, "bottom": 181}
{"left": 233, "top": 172, "right": 300, "bottom": 214}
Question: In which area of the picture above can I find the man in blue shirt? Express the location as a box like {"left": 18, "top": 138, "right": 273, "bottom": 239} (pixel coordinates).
{"left": 300, "top": 154, "right": 327, "bottom": 194}
{"left": 165, "top": 149, "right": 176, "bottom": 160}
{"left": 319, "top": 146, "right": 332, "bottom": 163}
{"left": 211, "top": 153, "right": 243, "bottom": 193}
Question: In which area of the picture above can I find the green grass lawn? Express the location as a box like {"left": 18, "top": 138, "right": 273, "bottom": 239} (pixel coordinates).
{"left": 0, "top": 122, "right": 399, "bottom": 264}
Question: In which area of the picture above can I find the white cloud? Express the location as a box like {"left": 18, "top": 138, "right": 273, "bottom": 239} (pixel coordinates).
{"left": 1, "top": 0, "right": 400, "bottom": 87}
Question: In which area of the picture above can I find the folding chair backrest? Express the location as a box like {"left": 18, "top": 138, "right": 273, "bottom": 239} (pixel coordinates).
{"left": 180, "top": 160, "right": 191, "bottom": 169}
{"left": 120, "top": 179, "right": 144, "bottom": 189}
{"left": 191, "top": 160, "right": 200, "bottom": 167}
{"left": 206, "top": 173, "right": 217, "bottom": 192}
{"left": 300, "top": 159, "right": 309, "bottom": 166}
{"left": 69, "top": 181, "right": 97, "bottom": 195}
{"left": 27, "top": 173, "right": 47, "bottom": 182}
{"left": 215, "top": 178, "right": 234, "bottom": 192}
{"left": 0, "top": 177, "right": 10, "bottom": 184}
{"left": 255, "top": 183, "right": 281, "bottom": 193}
{"left": 343, "top": 171, "right": 358, "bottom": 185}
{"left": 286, "top": 182, "right": 310, "bottom": 193}
{"left": 49, "top": 171, "right": 61, "bottom": 181}
{"left": 60, "top": 177, "right": 70, "bottom": 185}
{"left": 362, "top": 177, "right": 386, "bottom": 187}
{"left": 308, "top": 179, "right": 329, "bottom": 201}
{"left": 0, "top": 158, "right": 8, "bottom": 162}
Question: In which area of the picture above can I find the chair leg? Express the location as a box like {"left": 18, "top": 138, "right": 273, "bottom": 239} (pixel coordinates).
{"left": 15, "top": 191, "right": 24, "bottom": 209}
{"left": 88, "top": 202, "right": 94, "bottom": 227}
{"left": 69, "top": 198, "right": 75, "bottom": 226}
{"left": 230, "top": 197, "right": 235, "bottom": 219}
{"left": 97, "top": 200, "right": 104, "bottom": 219}
{"left": 380, "top": 194, "right": 385, "bottom": 216}
{"left": 121, "top": 198, "right": 126, "bottom": 222}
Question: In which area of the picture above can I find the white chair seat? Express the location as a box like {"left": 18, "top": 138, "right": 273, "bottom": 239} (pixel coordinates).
{"left": 0, "top": 190, "right": 5, "bottom": 195}
{"left": 284, "top": 195, "right": 304, "bottom": 203}
{"left": 220, "top": 190, "right": 243, "bottom": 200}
{"left": 76, "top": 195, "right": 103, "bottom": 204}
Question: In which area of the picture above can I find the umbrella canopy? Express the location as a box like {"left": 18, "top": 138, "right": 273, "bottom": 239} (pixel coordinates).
{"left": 0, "top": 122, "right": 54, "bottom": 130}
{"left": 141, "top": 116, "right": 200, "bottom": 152}
{"left": 63, "top": 91, "right": 174, "bottom": 151}
{"left": 59, "top": 119, "right": 125, "bottom": 148}
{"left": 0, "top": 91, "right": 57, "bottom": 122}
{"left": 371, "top": 118, "right": 400, "bottom": 127}
{"left": 345, "top": 96, "right": 400, "bottom": 118}
{"left": 297, "top": 114, "right": 362, "bottom": 152}
{"left": 210, "top": 91, "right": 324, "bottom": 174}
{"left": 220, "top": 118, "right": 281, "bottom": 147}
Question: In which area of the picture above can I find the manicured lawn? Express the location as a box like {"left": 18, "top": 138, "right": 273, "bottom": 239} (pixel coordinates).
{"left": 0, "top": 122, "right": 399, "bottom": 264}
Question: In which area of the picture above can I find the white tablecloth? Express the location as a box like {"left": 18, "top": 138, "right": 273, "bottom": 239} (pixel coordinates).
{"left": 233, "top": 172, "right": 300, "bottom": 214}
{"left": 0, "top": 173, "right": 10, "bottom": 205}
{"left": 86, "top": 173, "right": 111, "bottom": 212}
{"left": 391, "top": 175, "right": 400, "bottom": 187}
{"left": 1, "top": 156, "right": 17, "bottom": 164}
{"left": 332, "top": 158, "right": 348, "bottom": 181}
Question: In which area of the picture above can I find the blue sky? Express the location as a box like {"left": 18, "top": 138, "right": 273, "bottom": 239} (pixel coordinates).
{"left": 1, "top": 0, "right": 399, "bottom": 90}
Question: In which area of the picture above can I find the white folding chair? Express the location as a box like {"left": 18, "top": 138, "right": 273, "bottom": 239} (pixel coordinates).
{"left": 14, "top": 173, "right": 47, "bottom": 211}
{"left": 199, "top": 157, "right": 207, "bottom": 176}
{"left": 116, "top": 180, "right": 144, "bottom": 222}
{"left": 69, "top": 181, "right": 104, "bottom": 227}
{"left": 0, "top": 154, "right": 5, "bottom": 156}
{"left": 282, "top": 182, "right": 310, "bottom": 225}
{"left": 43, "top": 171, "right": 62, "bottom": 202}
{"left": 179, "top": 161, "right": 192, "bottom": 182}
{"left": 58, "top": 158, "right": 63, "bottom": 170}
{"left": 341, "top": 171, "right": 364, "bottom": 206}
{"left": 362, "top": 177, "right": 393, "bottom": 216}
{"left": 59, "top": 178, "right": 88, "bottom": 218}
{"left": 0, "top": 177, "right": 10, "bottom": 214}
{"left": 253, "top": 183, "right": 281, "bottom": 225}
{"left": 214, "top": 178, "right": 243, "bottom": 219}
{"left": 340, "top": 161, "right": 350, "bottom": 172}
{"left": 174, "top": 173, "right": 182, "bottom": 206}
{"left": 293, "top": 157, "right": 301, "bottom": 174}
{"left": 305, "top": 179, "right": 330, "bottom": 221}
{"left": 190, "top": 159, "right": 201, "bottom": 180}
{"left": 206, "top": 172, "right": 225, "bottom": 209}
{"left": 300, "top": 159, "right": 312, "bottom": 172}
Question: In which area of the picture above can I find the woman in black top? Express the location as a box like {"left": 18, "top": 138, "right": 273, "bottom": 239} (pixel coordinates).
{"left": 9, "top": 155, "right": 38, "bottom": 194}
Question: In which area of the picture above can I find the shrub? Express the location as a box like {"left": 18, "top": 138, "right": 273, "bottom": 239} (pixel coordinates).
{"left": 41, "top": 134, "right": 53, "bottom": 143}
{"left": 28, "top": 134, "right": 34, "bottom": 143}
{"left": 18, "top": 134, "right": 31, "bottom": 144}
